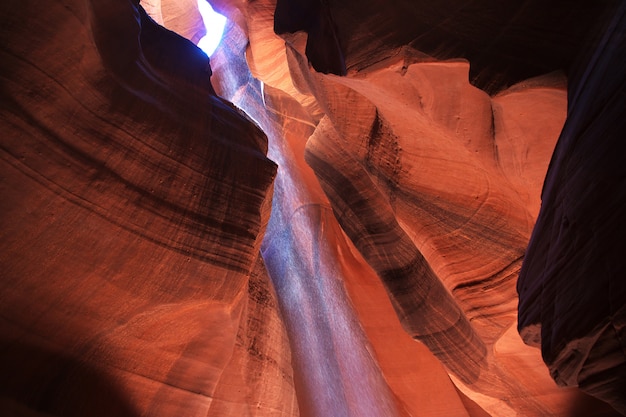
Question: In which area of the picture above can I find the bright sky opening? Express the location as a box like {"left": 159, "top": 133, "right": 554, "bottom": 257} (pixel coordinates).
{"left": 196, "top": 0, "right": 227, "bottom": 57}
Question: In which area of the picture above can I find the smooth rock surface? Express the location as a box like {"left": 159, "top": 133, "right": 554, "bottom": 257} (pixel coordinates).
{"left": 0, "top": 1, "right": 295, "bottom": 416}
{"left": 1, "top": 0, "right": 624, "bottom": 416}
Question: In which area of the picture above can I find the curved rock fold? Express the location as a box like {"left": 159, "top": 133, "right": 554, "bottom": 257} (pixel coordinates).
{"left": 1, "top": 0, "right": 624, "bottom": 416}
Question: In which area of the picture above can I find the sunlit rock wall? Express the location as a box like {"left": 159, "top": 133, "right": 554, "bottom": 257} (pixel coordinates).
{"left": 1, "top": 0, "right": 624, "bottom": 416}
{"left": 223, "top": 0, "right": 624, "bottom": 415}
{"left": 0, "top": 0, "right": 298, "bottom": 416}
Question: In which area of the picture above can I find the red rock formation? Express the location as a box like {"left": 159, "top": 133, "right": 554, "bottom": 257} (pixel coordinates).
{"left": 216, "top": 0, "right": 625, "bottom": 414}
{"left": 0, "top": 1, "right": 295, "bottom": 416}
{"left": 1, "top": 0, "right": 624, "bottom": 416}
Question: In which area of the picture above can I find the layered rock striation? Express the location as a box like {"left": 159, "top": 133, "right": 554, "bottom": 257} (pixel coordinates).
{"left": 1, "top": 0, "right": 624, "bottom": 416}
{"left": 0, "top": 0, "right": 296, "bottom": 416}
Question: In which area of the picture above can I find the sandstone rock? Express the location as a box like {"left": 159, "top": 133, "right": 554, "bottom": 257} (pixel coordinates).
{"left": 240, "top": 0, "right": 625, "bottom": 414}
{"left": 0, "top": 1, "right": 295, "bottom": 416}
{"left": 1, "top": 0, "right": 624, "bottom": 416}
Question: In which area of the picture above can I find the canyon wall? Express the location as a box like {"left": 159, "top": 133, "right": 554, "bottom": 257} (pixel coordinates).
{"left": 0, "top": 0, "right": 624, "bottom": 416}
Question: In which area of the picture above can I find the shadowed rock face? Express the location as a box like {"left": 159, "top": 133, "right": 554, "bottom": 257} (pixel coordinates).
{"left": 518, "top": 4, "right": 626, "bottom": 414}
{"left": 274, "top": 0, "right": 609, "bottom": 93}
{"left": 1, "top": 0, "right": 624, "bottom": 417}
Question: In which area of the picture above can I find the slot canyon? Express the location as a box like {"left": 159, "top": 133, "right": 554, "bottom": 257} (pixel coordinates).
{"left": 0, "top": 0, "right": 625, "bottom": 416}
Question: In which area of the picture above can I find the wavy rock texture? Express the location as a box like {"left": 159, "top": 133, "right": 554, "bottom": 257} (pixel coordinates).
{"left": 229, "top": 0, "right": 624, "bottom": 415}
{"left": 0, "top": 1, "right": 298, "bottom": 416}
{"left": 209, "top": 17, "right": 478, "bottom": 417}
{"left": 1, "top": 0, "right": 625, "bottom": 416}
